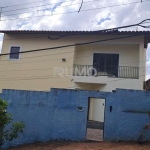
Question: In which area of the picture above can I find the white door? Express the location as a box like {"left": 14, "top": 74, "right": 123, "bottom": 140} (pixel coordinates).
{"left": 88, "top": 98, "right": 105, "bottom": 122}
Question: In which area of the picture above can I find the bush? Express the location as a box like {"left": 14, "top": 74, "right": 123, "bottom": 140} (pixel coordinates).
{"left": 0, "top": 99, "right": 25, "bottom": 147}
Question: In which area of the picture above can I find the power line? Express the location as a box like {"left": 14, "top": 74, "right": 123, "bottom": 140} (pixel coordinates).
{"left": 1, "top": 0, "right": 63, "bottom": 8}
{"left": 0, "top": 42, "right": 143, "bottom": 62}
{"left": 0, "top": 23, "right": 149, "bottom": 89}
{"left": 0, "top": 43, "right": 148, "bottom": 78}
{"left": 78, "top": 0, "right": 83, "bottom": 13}
{"left": 0, "top": 20, "right": 149, "bottom": 69}
{"left": 0, "top": 31, "right": 150, "bottom": 57}
{"left": 0, "top": 42, "right": 148, "bottom": 66}
{"left": 0, "top": 22, "right": 149, "bottom": 75}
{"left": 2, "top": 0, "right": 69, "bottom": 11}
{"left": 1, "top": 0, "right": 100, "bottom": 17}
{"left": 1, "top": 0, "right": 150, "bottom": 21}
{"left": 1, "top": 0, "right": 99, "bottom": 14}
{"left": 1, "top": 11, "right": 76, "bottom": 21}
{"left": 0, "top": 29, "right": 150, "bottom": 42}
{"left": 0, "top": 49, "right": 148, "bottom": 80}
{"left": 0, "top": 42, "right": 149, "bottom": 74}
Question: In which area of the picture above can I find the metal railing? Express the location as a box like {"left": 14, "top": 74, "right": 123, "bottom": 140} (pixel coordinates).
{"left": 73, "top": 64, "right": 139, "bottom": 79}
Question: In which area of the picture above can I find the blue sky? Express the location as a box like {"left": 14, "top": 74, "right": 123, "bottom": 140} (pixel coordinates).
{"left": 0, "top": 0, "right": 150, "bottom": 79}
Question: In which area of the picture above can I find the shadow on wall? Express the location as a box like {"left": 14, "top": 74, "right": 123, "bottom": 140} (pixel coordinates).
{"left": 0, "top": 88, "right": 150, "bottom": 148}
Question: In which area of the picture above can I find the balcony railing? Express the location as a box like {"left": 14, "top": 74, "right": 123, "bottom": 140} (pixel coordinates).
{"left": 73, "top": 64, "right": 139, "bottom": 79}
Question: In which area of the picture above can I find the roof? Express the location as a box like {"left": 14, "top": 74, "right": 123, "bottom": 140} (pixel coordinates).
{"left": 0, "top": 30, "right": 150, "bottom": 35}
{"left": 0, "top": 30, "right": 150, "bottom": 48}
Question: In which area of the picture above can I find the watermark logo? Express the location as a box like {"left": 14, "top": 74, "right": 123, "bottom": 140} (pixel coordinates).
{"left": 53, "top": 67, "right": 98, "bottom": 77}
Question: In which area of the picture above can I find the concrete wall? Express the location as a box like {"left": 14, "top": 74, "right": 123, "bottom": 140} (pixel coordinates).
{"left": 0, "top": 33, "right": 146, "bottom": 92}
{"left": 1, "top": 88, "right": 150, "bottom": 148}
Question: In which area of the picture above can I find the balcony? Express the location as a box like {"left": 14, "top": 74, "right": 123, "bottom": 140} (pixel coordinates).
{"left": 73, "top": 64, "right": 139, "bottom": 79}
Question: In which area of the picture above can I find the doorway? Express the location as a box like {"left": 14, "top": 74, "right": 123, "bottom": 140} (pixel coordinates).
{"left": 86, "top": 98, "right": 105, "bottom": 141}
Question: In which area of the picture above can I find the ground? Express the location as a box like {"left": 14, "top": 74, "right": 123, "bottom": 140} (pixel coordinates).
{"left": 9, "top": 141, "right": 150, "bottom": 150}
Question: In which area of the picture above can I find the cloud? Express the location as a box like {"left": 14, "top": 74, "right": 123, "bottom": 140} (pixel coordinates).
{"left": 0, "top": 0, "right": 149, "bottom": 31}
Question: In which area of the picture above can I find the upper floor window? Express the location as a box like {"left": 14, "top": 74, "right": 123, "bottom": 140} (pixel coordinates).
{"left": 93, "top": 53, "right": 119, "bottom": 77}
{"left": 9, "top": 46, "right": 20, "bottom": 60}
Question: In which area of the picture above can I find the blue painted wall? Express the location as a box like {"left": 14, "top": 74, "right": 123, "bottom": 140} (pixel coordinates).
{"left": 1, "top": 88, "right": 150, "bottom": 148}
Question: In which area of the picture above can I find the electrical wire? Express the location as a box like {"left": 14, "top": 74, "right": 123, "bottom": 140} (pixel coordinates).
{"left": 1, "top": 0, "right": 100, "bottom": 14}
{"left": 1, "top": 19, "right": 150, "bottom": 67}
{"left": 78, "top": 0, "right": 83, "bottom": 13}
{"left": 0, "top": 23, "right": 149, "bottom": 81}
{"left": 0, "top": 41, "right": 144, "bottom": 62}
{"left": 0, "top": 45, "right": 148, "bottom": 80}
{"left": 0, "top": 34, "right": 149, "bottom": 68}
{"left": 0, "top": 43, "right": 149, "bottom": 78}
{"left": 1, "top": 31, "right": 150, "bottom": 57}
{"left": 0, "top": 43, "right": 148, "bottom": 70}
{"left": 1, "top": 0, "right": 64, "bottom": 8}
{"left": 1, "top": 0, "right": 109, "bottom": 19}
{"left": 1, "top": 0, "right": 150, "bottom": 21}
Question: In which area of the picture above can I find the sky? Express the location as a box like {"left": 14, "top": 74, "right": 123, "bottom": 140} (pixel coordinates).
{"left": 0, "top": 0, "right": 150, "bottom": 80}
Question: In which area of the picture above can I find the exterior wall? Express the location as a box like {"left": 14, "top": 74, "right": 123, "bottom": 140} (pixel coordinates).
{"left": 74, "top": 44, "right": 139, "bottom": 66}
{"left": 73, "top": 37, "right": 146, "bottom": 91}
{"left": 0, "top": 33, "right": 146, "bottom": 92}
{"left": 1, "top": 88, "right": 150, "bottom": 148}
{"left": 0, "top": 33, "right": 75, "bottom": 92}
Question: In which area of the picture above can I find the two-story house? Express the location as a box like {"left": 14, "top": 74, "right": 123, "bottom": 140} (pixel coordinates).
{"left": 0, "top": 30, "right": 149, "bottom": 92}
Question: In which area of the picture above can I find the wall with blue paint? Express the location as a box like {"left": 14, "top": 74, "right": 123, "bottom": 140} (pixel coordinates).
{"left": 0, "top": 88, "right": 150, "bottom": 148}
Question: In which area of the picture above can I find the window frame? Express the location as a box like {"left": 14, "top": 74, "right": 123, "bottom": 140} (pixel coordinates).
{"left": 92, "top": 52, "right": 120, "bottom": 67}
{"left": 92, "top": 52, "right": 120, "bottom": 77}
{"left": 9, "top": 45, "right": 21, "bottom": 60}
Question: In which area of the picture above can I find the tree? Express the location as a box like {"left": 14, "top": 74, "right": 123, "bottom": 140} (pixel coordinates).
{"left": 0, "top": 98, "right": 25, "bottom": 148}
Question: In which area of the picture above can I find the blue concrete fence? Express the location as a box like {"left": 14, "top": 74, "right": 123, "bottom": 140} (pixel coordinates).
{"left": 0, "top": 88, "right": 150, "bottom": 148}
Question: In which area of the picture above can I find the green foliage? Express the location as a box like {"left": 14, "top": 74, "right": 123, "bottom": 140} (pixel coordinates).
{"left": 0, "top": 98, "right": 25, "bottom": 147}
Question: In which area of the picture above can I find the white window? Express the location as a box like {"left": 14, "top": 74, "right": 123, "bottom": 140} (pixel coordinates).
{"left": 9, "top": 46, "right": 20, "bottom": 60}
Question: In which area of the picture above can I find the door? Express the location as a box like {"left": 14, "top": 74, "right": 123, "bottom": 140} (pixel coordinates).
{"left": 86, "top": 98, "right": 105, "bottom": 141}
{"left": 88, "top": 98, "right": 105, "bottom": 122}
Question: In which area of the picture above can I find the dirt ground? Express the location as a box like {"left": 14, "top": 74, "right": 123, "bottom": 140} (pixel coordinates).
{"left": 9, "top": 141, "right": 150, "bottom": 150}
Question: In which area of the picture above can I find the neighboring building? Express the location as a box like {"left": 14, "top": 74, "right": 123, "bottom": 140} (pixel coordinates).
{"left": 144, "top": 79, "right": 150, "bottom": 90}
{"left": 0, "top": 30, "right": 149, "bottom": 92}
